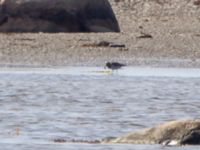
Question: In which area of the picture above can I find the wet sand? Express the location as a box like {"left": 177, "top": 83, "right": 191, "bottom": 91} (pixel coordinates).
{"left": 0, "top": 0, "right": 200, "bottom": 68}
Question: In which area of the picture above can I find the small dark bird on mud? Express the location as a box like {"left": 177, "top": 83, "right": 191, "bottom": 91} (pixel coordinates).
{"left": 105, "top": 62, "right": 126, "bottom": 70}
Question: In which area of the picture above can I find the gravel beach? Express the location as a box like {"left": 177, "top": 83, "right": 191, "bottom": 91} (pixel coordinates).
{"left": 1, "top": 0, "right": 200, "bottom": 68}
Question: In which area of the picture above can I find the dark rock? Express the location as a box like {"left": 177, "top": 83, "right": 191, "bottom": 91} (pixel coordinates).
{"left": 181, "top": 130, "right": 200, "bottom": 145}
{"left": 0, "top": 13, "right": 8, "bottom": 25}
{"left": 0, "top": 0, "right": 120, "bottom": 32}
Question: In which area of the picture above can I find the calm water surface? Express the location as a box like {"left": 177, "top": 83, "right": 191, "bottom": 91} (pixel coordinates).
{"left": 0, "top": 67, "right": 200, "bottom": 150}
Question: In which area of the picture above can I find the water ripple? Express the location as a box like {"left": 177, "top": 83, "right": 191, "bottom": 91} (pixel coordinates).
{"left": 0, "top": 70, "right": 200, "bottom": 149}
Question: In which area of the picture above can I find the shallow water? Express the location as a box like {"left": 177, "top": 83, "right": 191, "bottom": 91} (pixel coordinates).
{"left": 1, "top": 67, "right": 200, "bottom": 150}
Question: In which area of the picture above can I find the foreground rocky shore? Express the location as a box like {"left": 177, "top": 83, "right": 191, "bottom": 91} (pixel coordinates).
{"left": 54, "top": 119, "right": 200, "bottom": 146}
{"left": 0, "top": 0, "right": 200, "bottom": 67}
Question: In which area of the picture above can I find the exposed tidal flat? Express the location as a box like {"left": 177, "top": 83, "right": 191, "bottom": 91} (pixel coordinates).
{"left": 0, "top": 30, "right": 200, "bottom": 68}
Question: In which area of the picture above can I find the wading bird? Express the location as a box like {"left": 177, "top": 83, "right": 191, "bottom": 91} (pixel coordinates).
{"left": 105, "top": 62, "right": 126, "bottom": 71}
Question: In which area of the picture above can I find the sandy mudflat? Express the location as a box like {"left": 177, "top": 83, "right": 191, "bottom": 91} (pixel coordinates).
{"left": 1, "top": 0, "right": 200, "bottom": 68}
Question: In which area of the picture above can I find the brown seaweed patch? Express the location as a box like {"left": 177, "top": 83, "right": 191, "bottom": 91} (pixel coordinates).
{"left": 82, "top": 41, "right": 127, "bottom": 51}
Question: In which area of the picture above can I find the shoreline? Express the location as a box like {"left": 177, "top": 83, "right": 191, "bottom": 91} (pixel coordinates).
{"left": 1, "top": 66, "right": 200, "bottom": 78}
{"left": 0, "top": 57, "right": 199, "bottom": 68}
{"left": 0, "top": 31, "right": 200, "bottom": 68}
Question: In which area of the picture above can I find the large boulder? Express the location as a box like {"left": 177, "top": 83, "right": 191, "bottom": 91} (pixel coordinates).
{"left": 102, "top": 119, "right": 200, "bottom": 145}
{"left": 0, "top": 0, "right": 120, "bottom": 32}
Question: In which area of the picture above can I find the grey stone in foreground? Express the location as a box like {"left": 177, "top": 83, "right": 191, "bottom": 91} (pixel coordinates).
{"left": 60, "top": 120, "right": 200, "bottom": 146}
{"left": 0, "top": 0, "right": 120, "bottom": 32}
{"left": 102, "top": 119, "right": 200, "bottom": 145}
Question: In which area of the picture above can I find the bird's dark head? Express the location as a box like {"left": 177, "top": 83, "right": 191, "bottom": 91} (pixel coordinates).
{"left": 105, "top": 62, "right": 111, "bottom": 68}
